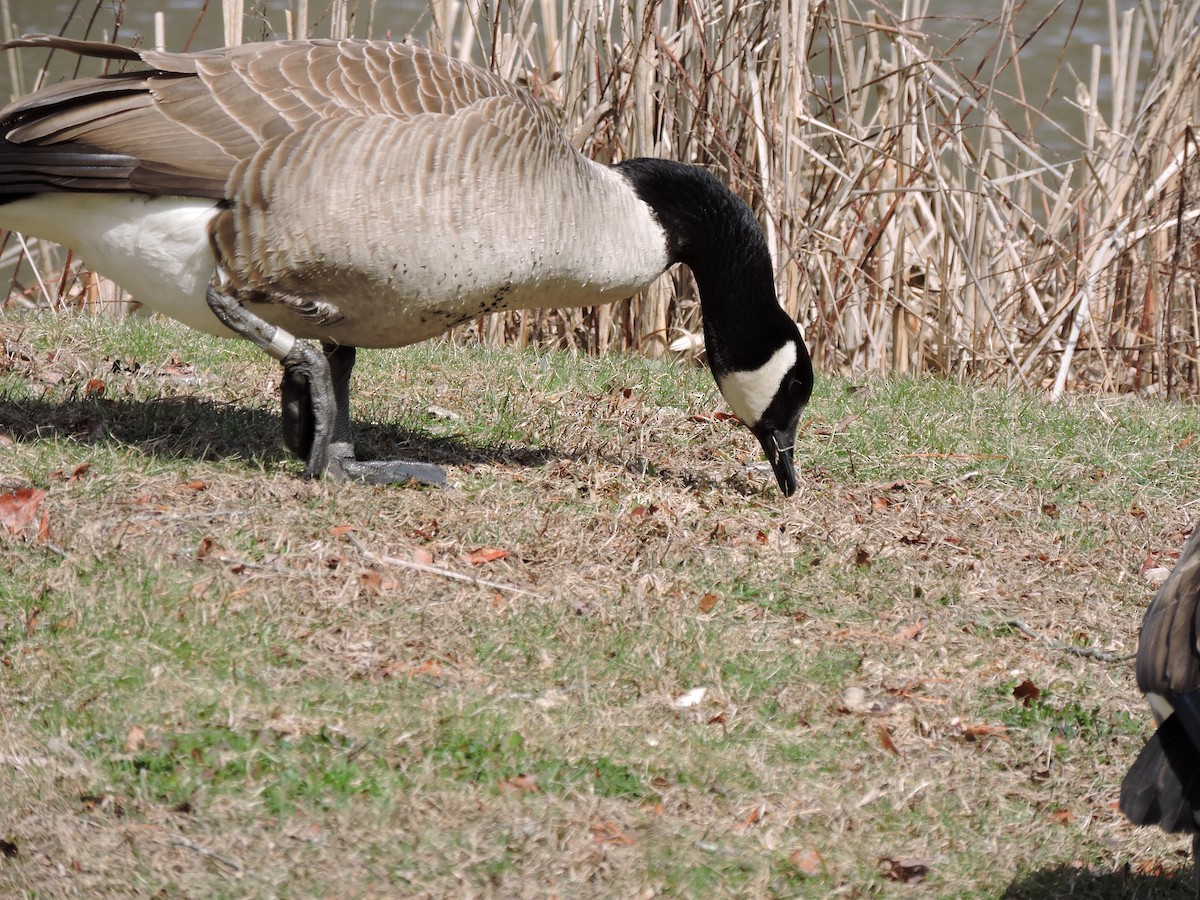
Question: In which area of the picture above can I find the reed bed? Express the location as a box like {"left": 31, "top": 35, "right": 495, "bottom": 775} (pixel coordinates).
{"left": 1, "top": 0, "right": 1198, "bottom": 395}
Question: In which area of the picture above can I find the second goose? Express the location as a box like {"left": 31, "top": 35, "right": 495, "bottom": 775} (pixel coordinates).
{"left": 0, "top": 35, "right": 812, "bottom": 495}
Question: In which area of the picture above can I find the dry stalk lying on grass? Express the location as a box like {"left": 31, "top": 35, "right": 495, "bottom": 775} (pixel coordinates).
{"left": 346, "top": 532, "right": 545, "bottom": 600}
{"left": 1, "top": 0, "right": 1199, "bottom": 396}
{"left": 1004, "top": 617, "right": 1134, "bottom": 664}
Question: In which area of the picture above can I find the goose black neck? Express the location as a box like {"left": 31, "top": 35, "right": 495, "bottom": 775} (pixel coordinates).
{"left": 613, "top": 157, "right": 796, "bottom": 377}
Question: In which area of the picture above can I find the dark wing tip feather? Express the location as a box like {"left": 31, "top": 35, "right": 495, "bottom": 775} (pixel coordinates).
{"left": 1122, "top": 717, "right": 1200, "bottom": 833}
{"left": 0, "top": 140, "right": 137, "bottom": 195}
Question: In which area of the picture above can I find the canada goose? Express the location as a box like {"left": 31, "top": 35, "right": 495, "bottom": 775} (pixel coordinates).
{"left": 0, "top": 35, "right": 812, "bottom": 494}
{"left": 1120, "top": 524, "right": 1200, "bottom": 897}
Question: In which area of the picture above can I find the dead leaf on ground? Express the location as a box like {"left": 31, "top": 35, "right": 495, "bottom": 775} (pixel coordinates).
{"left": 404, "top": 659, "right": 443, "bottom": 678}
{"left": 1048, "top": 808, "right": 1074, "bottom": 825}
{"left": 0, "top": 488, "right": 47, "bottom": 536}
{"left": 50, "top": 463, "right": 91, "bottom": 483}
{"left": 952, "top": 719, "right": 1007, "bottom": 741}
{"left": 329, "top": 524, "right": 355, "bottom": 537}
{"left": 413, "top": 548, "right": 434, "bottom": 565}
{"left": 466, "top": 547, "right": 510, "bottom": 566}
{"left": 410, "top": 519, "right": 440, "bottom": 540}
{"left": 895, "top": 618, "right": 927, "bottom": 641}
{"left": 790, "top": 848, "right": 822, "bottom": 876}
{"left": 0, "top": 838, "right": 17, "bottom": 859}
{"left": 358, "top": 570, "right": 383, "bottom": 593}
{"left": 196, "top": 536, "right": 217, "bottom": 560}
{"left": 123, "top": 725, "right": 146, "bottom": 752}
{"left": 1012, "top": 680, "right": 1040, "bottom": 706}
{"left": 698, "top": 593, "right": 719, "bottom": 613}
{"left": 880, "top": 857, "right": 930, "bottom": 884}
{"left": 590, "top": 820, "right": 636, "bottom": 845}
{"left": 832, "top": 413, "right": 860, "bottom": 431}
{"left": 630, "top": 504, "right": 658, "bottom": 521}
{"left": 734, "top": 804, "right": 767, "bottom": 832}
{"left": 877, "top": 723, "right": 901, "bottom": 756}
{"left": 498, "top": 774, "right": 539, "bottom": 793}
{"left": 183, "top": 480, "right": 207, "bottom": 492}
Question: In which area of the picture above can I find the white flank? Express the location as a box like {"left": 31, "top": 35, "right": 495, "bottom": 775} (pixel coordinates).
{"left": 1146, "top": 691, "right": 1175, "bottom": 723}
{"left": 716, "top": 341, "right": 797, "bottom": 426}
{"left": 2, "top": 193, "right": 227, "bottom": 337}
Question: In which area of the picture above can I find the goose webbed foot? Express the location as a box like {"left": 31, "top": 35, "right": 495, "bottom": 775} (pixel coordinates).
{"left": 325, "top": 441, "right": 447, "bottom": 486}
{"left": 281, "top": 347, "right": 446, "bottom": 486}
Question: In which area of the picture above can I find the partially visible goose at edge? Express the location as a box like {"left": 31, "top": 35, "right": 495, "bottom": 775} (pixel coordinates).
{"left": 1121, "top": 523, "right": 1200, "bottom": 897}
{"left": 0, "top": 35, "right": 812, "bottom": 495}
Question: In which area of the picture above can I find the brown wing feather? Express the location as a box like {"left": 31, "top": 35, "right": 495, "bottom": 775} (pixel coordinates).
{"left": 0, "top": 36, "right": 525, "bottom": 201}
{"left": 0, "top": 34, "right": 142, "bottom": 61}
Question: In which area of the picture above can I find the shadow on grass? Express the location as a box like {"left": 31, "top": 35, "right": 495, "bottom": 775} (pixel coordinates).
{"left": 0, "top": 394, "right": 557, "bottom": 471}
{"left": 0, "top": 391, "right": 771, "bottom": 495}
{"left": 1003, "top": 864, "right": 1194, "bottom": 899}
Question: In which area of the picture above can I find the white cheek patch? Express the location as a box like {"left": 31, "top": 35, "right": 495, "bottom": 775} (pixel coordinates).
{"left": 1147, "top": 692, "right": 1176, "bottom": 723}
{"left": 717, "top": 342, "right": 797, "bottom": 426}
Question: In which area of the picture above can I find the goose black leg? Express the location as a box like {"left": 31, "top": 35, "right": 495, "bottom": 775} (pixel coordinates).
{"left": 206, "top": 282, "right": 334, "bottom": 478}
{"left": 320, "top": 343, "right": 446, "bottom": 486}
{"left": 206, "top": 282, "right": 444, "bottom": 486}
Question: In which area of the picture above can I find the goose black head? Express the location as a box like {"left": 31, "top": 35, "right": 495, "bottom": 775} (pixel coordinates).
{"left": 716, "top": 335, "right": 813, "bottom": 497}
{"left": 611, "top": 158, "right": 813, "bottom": 496}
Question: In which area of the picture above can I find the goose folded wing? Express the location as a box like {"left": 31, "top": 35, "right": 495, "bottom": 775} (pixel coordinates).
{"left": 0, "top": 36, "right": 526, "bottom": 202}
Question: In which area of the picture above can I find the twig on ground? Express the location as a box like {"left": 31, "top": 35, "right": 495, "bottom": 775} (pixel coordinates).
{"left": 346, "top": 533, "right": 544, "bottom": 599}
{"left": 162, "top": 835, "right": 245, "bottom": 875}
{"left": 1004, "top": 617, "right": 1134, "bottom": 663}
